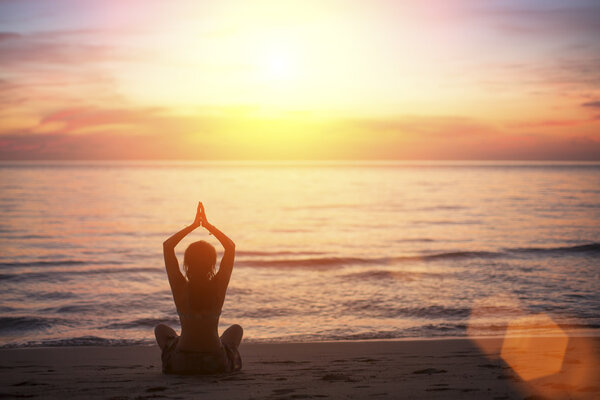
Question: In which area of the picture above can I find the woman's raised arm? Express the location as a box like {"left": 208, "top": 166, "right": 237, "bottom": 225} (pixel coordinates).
{"left": 199, "top": 203, "right": 236, "bottom": 288}
{"left": 162, "top": 203, "right": 203, "bottom": 292}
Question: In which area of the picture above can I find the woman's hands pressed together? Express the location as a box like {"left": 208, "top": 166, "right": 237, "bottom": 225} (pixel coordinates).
{"left": 193, "top": 202, "right": 209, "bottom": 228}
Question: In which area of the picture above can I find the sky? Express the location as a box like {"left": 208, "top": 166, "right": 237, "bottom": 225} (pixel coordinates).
{"left": 0, "top": 0, "right": 599, "bottom": 160}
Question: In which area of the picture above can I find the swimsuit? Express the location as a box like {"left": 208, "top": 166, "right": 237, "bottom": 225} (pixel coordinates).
{"left": 161, "top": 335, "right": 241, "bottom": 375}
{"left": 161, "top": 310, "right": 241, "bottom": 374}
{"left": 177, "top": 310, "right": 221, "bottom": 321}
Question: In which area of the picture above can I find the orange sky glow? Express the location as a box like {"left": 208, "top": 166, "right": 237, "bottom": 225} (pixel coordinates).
{"left": 0, "top": 0, "right": 599, "bottom": 160}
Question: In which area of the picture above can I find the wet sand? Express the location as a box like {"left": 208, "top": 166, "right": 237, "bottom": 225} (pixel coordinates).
{"left": 1, "top": 337, "right": 598, "bottom": 399}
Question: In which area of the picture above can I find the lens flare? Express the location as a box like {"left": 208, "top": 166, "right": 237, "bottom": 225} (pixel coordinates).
{"left": 500, "top": 314, "right": 568, "bottom": 381}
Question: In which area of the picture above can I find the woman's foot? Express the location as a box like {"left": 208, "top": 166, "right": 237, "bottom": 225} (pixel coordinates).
{"left": 220, "top": 324, "right": 243, "bottom": 349}
{"left": 154, "top": 323, "right": 177, "bottom": 350}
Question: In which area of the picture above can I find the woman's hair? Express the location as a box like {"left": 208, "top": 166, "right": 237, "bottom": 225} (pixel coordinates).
{"left": 183, "top": 240, "right": 217, "bottom": 281}
{"left": 183, "top": 241, "right": 217, "bottom": 310}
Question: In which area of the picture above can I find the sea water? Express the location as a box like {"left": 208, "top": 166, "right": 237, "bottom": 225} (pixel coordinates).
{"left": 1, "top": 161, "right": 599, "bottom": 347}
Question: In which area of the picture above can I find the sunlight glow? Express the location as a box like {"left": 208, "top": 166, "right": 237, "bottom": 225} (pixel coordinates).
{"left": 501, "top": 314, "right": 568, "bottom": 381}
{"left": 469, "top": 296, "right": 600, "bottom": 398}
{"left": 260, "top": 45, "right": 298, "bottom": 83}
{"left": 1, "top": 0, "right": 598, "bottom": 160}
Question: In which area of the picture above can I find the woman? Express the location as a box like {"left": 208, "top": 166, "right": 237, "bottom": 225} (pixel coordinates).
{"left": 155, "top": 202, "right": 242, "bottom": 374}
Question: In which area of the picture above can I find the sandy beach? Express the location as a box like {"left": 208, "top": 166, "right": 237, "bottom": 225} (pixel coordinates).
{"left": 1, "top": 337, "right": 598, "bottom": 399}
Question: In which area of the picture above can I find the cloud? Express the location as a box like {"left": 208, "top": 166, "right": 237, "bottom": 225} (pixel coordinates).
{"left": 0, "top": 30, "right": 124, "bottom": 67}
{"left": 339, "top": 117, "right": 599, "bottom": 160}
{"left": 582, "top": 101, "right": 600, "bottom": 108}
{"left": 476, "top": 56, "right": 600, "bottom": 100}
{"left": 460, "top": 3, "right": 600, "bottom": 97}
{"left": 1, "top": 111, "right": 599, "bottom": 160}
{"left": 352, "top": 115, "right": 497, "bottom": 139}
{"left": 33, "top": 106, "right": 172, "bottom": 135}
{"left": 0, "top": 105, "right": 220, "bottom": 159}
{"left": 0, "top": 132, "right": 206, "bottom": 160}
{"left": 508, "top": 120, "right": 584, "bottom": 129}
{"left": 0, "top": 31, "right": 21, "bottom": 41}
{"left": 0, "top": 28, "right": 138, "bottom": 133}
{"left": 0, "top": 2, "right": 598, "bottom": 161}
{"left": 470, "top": 3, "right": 600, "bottom": 37}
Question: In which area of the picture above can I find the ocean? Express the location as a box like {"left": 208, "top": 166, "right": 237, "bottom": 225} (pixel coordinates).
{"left": 1, "top": 161, "right": 599, "bottom": 347}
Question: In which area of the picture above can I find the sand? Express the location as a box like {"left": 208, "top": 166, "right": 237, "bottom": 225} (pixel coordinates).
{"left": 1, "top": 337, "right": 599, "bottom": 399}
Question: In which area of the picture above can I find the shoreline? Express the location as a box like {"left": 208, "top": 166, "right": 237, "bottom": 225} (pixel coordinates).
{"left": 2, "top": 337, "right": 598, "bottom": 399}
{"left": 5, "top": 329, "right": 600, "bottom": 349}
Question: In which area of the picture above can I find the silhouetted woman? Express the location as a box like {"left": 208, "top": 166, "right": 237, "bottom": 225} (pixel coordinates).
{"left": 155, "top": 202, "right": 242, "bottom": 374}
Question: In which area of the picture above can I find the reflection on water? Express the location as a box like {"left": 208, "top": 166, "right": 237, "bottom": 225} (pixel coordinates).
{"left": 0, "top": 161, "right": 599, "bottom": 347}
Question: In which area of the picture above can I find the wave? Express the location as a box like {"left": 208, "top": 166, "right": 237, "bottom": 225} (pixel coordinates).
{"left": 506, "top": 243, "right": 600, "bottom": 254}
{"left": 31, "top": 291, "right": 76, "bottom": 300}
{"left": 237, "top": 256, "right": 383, "bottom": 268}
{"left": 0, "top": 234, "right": 51, "bottom": 239}
{"left": 236, "top": 250, "right": 326, "bottom": 256}
{"left": 341, "top": 302, "right": 472, "bottom": 319}
{"left": 237, "top": 243, "right": 600, "bottom": 268}
{"left": 340, "top": 270, "right": 441, "bottom": 282}
{"left": 417, "top": 251, "right": 498, "bottom": 260}
{"left": 259, "top": 324, "right": 472, "bottom": 343}
{"left": 236, "top": 252, "right": 497, "bottom": 268}
{"left": 1, "top": 336, "right": 152, "bottom": 348}
{"left": 102, "top": 317, "right": 179, "bottom": 330}
{"left": 3, "top": 323, "right": 600, "bottom": 348}
{"left": 40, "top": 304, "right": 97, "bottom": 314}
{"left": 0, "top": 316, "right": 68, "bottom": 332}
{"left": 0, "top": 260, "right": 88, "bottom": 267}
{"left": 237, "top": 307, "right": 297, "bottom": 319}
{"left": 1, "top": 244, "right": 596, "bottom": 276}
{"left": 395, "top": 238, "right": 435, "bottom": 243}
{"left": 0, "top": 259, "right": 135, "bottom": 269}
{"left": 0, "top": 267, "right": 162, "bottom": 282}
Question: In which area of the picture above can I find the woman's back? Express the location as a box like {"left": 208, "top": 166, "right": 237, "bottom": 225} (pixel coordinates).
{"left": 176, "top": 282, "right": 223, "bottom": 352}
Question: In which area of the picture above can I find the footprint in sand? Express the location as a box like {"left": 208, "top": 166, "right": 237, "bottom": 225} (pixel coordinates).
{"left": 321, "top": 373, "right": 358, "bottom": 382}
{"left": 412, "top": 368, "right": 447, "bottom": 375}
{"left": 146, "top": 386, "right": 167, "bottom": 392}
{"left": 272, "top": 388, "right": 296, "bottom": 395}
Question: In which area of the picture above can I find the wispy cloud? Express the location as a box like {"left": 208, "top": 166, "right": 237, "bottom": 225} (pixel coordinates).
{"left": 582, "top": 101, "right": 600, "bottom": 108}
{"left": 1, "top": 111, "right": 599, "bottom": 160}
{"left": 34, "top": 106, "right": 168, "bottom": 135}
{"left": 0, "top": 30, "right": 123, "bottom": 66}
{"left": 0, "top": 132, "right": 200, "bottom": 160}
{"left": 465, "top": 2, "right": 600, "bottom": 37}
{"left": 508, "top": 120, "right": 586, "bottom": 129}
{"left": 353, "top": 116, "right": 497, "bottom": 138}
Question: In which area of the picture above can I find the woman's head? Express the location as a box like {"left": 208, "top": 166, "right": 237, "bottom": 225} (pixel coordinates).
{"left": 183, "top": 240, "right": 217, "bottom": 282}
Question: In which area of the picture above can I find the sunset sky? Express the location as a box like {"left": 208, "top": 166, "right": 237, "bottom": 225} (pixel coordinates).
{"left": 1, "top": 0, "right": 599, "bottom": 160}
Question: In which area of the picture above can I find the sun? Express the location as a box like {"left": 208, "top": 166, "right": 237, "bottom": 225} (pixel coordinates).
{"left": 259, "top": 44, "right": 299, "bottom": 84}
{"left": 265, "top": 53, "right": 293, "bottom": 80}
